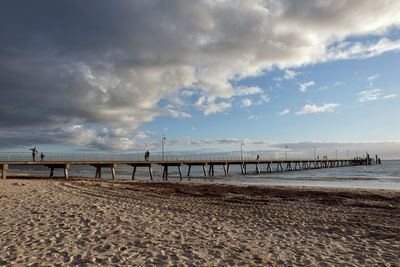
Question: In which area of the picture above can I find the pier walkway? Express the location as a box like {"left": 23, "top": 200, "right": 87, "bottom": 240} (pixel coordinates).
{"left": 0, "top": 157, "right": 377, "bottom": 180}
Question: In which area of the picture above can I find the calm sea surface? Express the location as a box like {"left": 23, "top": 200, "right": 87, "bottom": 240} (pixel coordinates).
{"left": 8, "top": 160, "right": 400, "bottom": 190}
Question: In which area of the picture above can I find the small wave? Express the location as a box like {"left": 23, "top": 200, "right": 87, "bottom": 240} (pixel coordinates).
{"left": 243, "top": 175, "right": 380, "bottom": 181}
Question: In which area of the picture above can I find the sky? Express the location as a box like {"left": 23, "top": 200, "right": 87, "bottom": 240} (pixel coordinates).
{"left": 0, "top": 0, "right": 400, "bottom": 159}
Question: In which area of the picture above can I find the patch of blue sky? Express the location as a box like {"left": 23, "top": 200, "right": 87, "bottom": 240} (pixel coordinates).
{"left": 142, "top": 40, "right": 400, "bottom": 147}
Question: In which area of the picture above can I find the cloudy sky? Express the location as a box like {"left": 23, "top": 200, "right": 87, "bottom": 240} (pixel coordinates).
{"left": 1, "top": 0, "right": 400, "bottom": 158}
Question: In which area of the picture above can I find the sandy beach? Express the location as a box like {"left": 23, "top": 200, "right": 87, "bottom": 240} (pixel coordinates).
{"left": 0, "top": 179, "right": 399, "bottom": 266}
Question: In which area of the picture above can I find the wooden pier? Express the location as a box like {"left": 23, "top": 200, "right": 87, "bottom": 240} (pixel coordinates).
{"left": 0, "top": 157, "right": 378, "bottom": 180}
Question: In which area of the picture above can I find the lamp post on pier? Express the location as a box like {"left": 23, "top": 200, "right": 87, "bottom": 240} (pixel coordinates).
{"left": 284, "top": 145, "right": 288, "bottom": 160}
{"left": 240, "top": 140, "right": 244, "bottom": 160}
{"left": 161, "top": 135, "right": 166, "bottom": 161}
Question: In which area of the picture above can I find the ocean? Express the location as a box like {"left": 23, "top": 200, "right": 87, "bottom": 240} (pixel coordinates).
{"left": 7, "top": 160, "right": 400, "bottom": 190}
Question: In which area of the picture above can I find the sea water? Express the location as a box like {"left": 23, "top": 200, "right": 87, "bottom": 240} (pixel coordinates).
{"left": 7, "top": 160, "right": 400, "bottom": 190}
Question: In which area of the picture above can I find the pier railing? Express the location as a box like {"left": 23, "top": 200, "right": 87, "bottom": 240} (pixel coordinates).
{"left": 0, "top": 152, "right": 333, "bottom": 162}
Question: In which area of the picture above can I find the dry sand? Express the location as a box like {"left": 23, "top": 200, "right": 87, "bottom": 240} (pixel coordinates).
{"left": 0, "top": 179, "right": 399, "bottom": 266}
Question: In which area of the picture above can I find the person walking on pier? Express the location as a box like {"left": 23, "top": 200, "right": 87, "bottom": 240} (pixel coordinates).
{"left": 40, "top": 152, "right": 45, "bottom": 161}
{"left": 144, "top": 150, "right": 150, "bottom": 161}
{"left": 30, "top": 147, "right": 38, "bottom": 161}
{"left": 256, "top": 154, "right": 260, "bottom": 160}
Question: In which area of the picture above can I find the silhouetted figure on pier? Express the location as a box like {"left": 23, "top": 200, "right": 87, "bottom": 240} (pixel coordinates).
{"left": 375, "top": 154, "right": 382, "bottom": 164}
{"left": 40, "top": 152, "right": 45, "bottom": 161}
{"left": 256, "top": 154, "right": 260, "bottom": 160}
{"left": 375, "top": 155, "right": 381, "bottom": 165}
{"left": 30, "top": 147, "right": 37, "bottom": 161}
{"left": 144, "top": 150, "right": 150, "bottom": 161}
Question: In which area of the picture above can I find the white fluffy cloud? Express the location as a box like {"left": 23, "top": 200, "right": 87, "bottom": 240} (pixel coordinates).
{"left": 299, "top": 81, "right": 315, "bottom": 92}
{"left": 234, "top": 86, "right": 263, "bottom": 96}
{"left": 241, "top": 98, "right": 253, "bottom": 107}
{"left": 358, "top": 89, "right": 383, "bottom": 102}
{"left": 257, "top": 94, "right": 271, "bottom": 105}
{"left": 283, "top": 69, "right": 300, "bottom": 80}
{"left": 358, "top": 89, "right": 397, "bottom": 102}
{"left": 279, "top": 108, "right": 290, "bottom": 116}
{"left": 1, "top": 0, "right": 400, "bottom": 149}
{"left": 296, "top": 103, "right": 339, "bottom": 115}
{"left": 383, "top": 94, "right": 397, "bottom": 99}
{"left": 324, "top": 38, "right": 400, "bottom": 61}
{"left": 368, "top": 74, "right": 380, "bottom": 81}
{"left": 195, "top": 96, "right": 232, "bottom": 115}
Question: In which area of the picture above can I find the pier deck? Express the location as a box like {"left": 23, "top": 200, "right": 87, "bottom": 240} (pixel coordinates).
{"left": 0, "top": 158, "right": 377, "bottom": 180}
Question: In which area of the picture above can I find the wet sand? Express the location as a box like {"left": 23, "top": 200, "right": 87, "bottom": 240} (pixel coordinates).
{"left": 0, "top": 178, "right": 399, "bottom": 266}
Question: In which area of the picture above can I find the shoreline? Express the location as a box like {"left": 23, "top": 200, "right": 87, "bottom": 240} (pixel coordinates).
{"left": 5, "top": 173, "right": 400, "bottom": 192}
{"left": 1, "top": 178, "right": 399, "bottom": 265}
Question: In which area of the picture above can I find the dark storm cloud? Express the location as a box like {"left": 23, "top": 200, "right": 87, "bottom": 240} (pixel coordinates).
{"left": 1, "top": 0, "right": 400, "bottom": 149}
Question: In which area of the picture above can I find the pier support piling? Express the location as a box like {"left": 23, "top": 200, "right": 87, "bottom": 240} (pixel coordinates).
{"left": 45, "top": 164, "right": 70, "bottom": 179}
{"left": 208, "top": 164, "right": 215, "bottom": 176}
{"left": 223, "top": 163, "right": 228, "bottom": 176}
{"left": 132, "top": 166, "right": 136, "bottom": 180}
{"left": 286, "top": 162, "right": 293, "bottom": 171}
{"left": 178, "top": 165, "right": 183, "bottom": 181}
{"left": 256, "top": 163, "right": 260, "bottom": 174}
{"left": 162, "top": 166, "right": 168, "bottom": 180}
{"left": 1, "top": 164, "right": 8, "bottom": 179}
{"left": 277, "top": 162, "right": 284, "bottom": 172}
{"left": 91, "top": 163, "right": 116, "bottom": 180}
{"left": 203, "top": 164, "right": 207, "bottom": 180}
{"left": 266, "top": 162, "right": 272, "bottom": 173}
{"left": 95, "top": 167, "right": 101, "bottom": 179}
{"left": 149, "top": 166, "right": 153, "bottom": 181}
{"left": 128, "top": 163, "right": 153, "bottom": 181}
